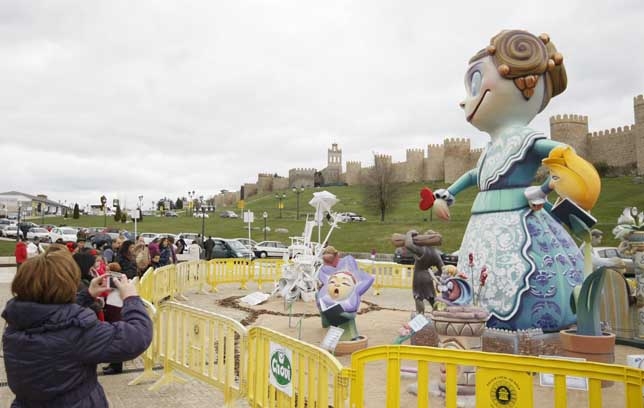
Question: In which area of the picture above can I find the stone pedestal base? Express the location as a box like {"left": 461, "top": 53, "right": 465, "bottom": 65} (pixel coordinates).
{"left": 334, "top": 335, "right": 368, "bottom": 356}
{"left": 430, "top": 306, "right": 489, "bottom": 399}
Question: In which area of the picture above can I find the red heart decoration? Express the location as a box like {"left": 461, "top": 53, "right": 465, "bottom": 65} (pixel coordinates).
{"left": 419, "top": 187, "right": 435, "bottom": 211}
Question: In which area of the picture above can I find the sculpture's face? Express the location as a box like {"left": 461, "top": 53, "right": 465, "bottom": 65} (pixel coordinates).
{"left": 327, "top": 272, "right": 355, "bottom": 301}
{"left": 461, "top": 56, "right": 543, "bottom": 134}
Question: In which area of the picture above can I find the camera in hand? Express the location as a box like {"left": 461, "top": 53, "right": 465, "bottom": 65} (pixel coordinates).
{"left": 108, "top": 272, "right": 124, "bottom": 288}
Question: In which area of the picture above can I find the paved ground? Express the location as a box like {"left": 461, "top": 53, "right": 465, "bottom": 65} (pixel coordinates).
{"left": 1, "top": 266, "right": 643, "bottom": 407}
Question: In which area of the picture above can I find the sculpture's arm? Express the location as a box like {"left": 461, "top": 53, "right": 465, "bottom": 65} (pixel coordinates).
{"left": 446, "top": 169, "right": 478, "bottom": 197}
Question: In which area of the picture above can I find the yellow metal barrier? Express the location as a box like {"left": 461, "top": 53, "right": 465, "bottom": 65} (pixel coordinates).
{"left": 245, "top": 326, "right": 349, "bottom": 407}
{"left": 150, "top": 301, "right": 248, "bottom": 407}
{"left": 357, "top": 260, "right": 412, "bottom": 295}
{"left": 252, "top": 259, "right": 284, "bottom": 290}
{"left": 206, "top": 259, "right": 253, "bottom": 291}
{"left": 133, "top": 260, "right": 644, "bottom": 407}
{"left": 348, "top": 345, "right": 644, "bottom": 408}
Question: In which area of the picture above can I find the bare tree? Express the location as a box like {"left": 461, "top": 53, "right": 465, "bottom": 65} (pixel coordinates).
{"left": 363, "top": 155, "right": 401, "bottom": 222}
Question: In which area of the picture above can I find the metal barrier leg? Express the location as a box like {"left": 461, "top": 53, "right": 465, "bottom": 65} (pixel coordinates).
{"left": 148, "top": 366, "right": 189, "bottom": 391}
{"left": 128, "top": 356, "right": 160, "bottom": 386}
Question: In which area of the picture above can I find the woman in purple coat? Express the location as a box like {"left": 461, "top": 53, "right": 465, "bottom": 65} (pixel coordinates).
{"left": 2, "top": 247, "right": 153, "bottom": 407}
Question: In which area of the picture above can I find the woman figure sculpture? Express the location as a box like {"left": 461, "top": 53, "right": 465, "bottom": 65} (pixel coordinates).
{"left": 433, "top": 30, "right": 598, "bottom": 331}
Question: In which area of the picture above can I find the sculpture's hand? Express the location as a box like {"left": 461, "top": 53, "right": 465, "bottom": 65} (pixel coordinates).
{"left": 433, "top": 189, "right": 455, "bottom": 206}
{"left": 340, "top": 311, "right": 357, "bottom": 320}
{"left": 524, "top": 186, "right": 547, "bottom": 211}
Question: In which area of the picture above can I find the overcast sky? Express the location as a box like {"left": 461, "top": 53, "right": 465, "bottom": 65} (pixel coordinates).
{"left": 1, "top": 0, "right": 642, "bottom": 209}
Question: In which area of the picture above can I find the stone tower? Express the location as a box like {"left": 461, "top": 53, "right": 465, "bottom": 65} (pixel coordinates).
{"left": 424, "top": 144, "right": 445, "bottom": 181}
{"left": 444, "top": 138, "right": 471, "bottom": 183}
{"left": 325, "top": 143, "right": 342, "bottom": 184}
{"left": 405, "top": 148, "right": 425, "bottom": 182}
{"left": 549, "top": 114, "right": 590, "bottom": 158}
{"left": 635, "top": 95, "right": 644, "bottom": 175}
{"left": 345, "top": 161, "right": 362, "bottom": 185}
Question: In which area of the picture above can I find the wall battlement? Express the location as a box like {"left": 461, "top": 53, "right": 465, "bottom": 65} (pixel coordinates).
{"left": 444, "top": 137, "right": 470, "bottom": 145}
{"left": 406, "top": 148, "right": 425, "bottom": 155}
{"left": 346, "top": 160, "right": 362, "bottom": 167}
{"left": 549, "top": 114, "right": 589, "bottom": 124}
{"left": 289, "top": 168, "right": 316, "bottom": 173}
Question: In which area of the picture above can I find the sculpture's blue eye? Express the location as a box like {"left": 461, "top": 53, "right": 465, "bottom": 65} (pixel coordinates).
{"left": 470, "top": 71, "right": 482, "bottom": 97}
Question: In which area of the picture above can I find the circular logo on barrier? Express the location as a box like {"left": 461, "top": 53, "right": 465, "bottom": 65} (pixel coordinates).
{"left": 270, "top": 350, "right": 292, "bottom": 386}
{"left": 490, "top": 378, "right": 517, "bottom": 407}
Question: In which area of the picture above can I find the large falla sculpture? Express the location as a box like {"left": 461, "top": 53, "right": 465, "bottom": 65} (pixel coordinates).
{"left": 429, "top": 29, "right": 601, "bottom": 332}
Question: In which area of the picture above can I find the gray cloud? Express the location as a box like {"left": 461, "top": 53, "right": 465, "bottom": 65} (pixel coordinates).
{"left": 1, "top": 0, "right": 643, "bottom": 207}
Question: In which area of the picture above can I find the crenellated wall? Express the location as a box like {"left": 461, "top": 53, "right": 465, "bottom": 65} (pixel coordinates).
{"left": 289, "top": 168, "right": 316, "bottom": 188}
{"left": 587, "top": 126, "right": 636, "bottom": 167}
{"left": 549, "top": 93, "right": 644, "bottom": 175}
{"left": 237, "top": 92, "right": 643, "bottom": 200}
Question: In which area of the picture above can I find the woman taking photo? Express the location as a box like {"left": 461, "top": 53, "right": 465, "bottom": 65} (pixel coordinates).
{"left": 2, "top": 248, "right": 152, "bottom": 407}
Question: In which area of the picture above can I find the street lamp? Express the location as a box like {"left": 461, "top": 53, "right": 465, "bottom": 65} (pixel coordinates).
{"left": 188, "top": 190, "right": 195, "bottom": 216}
{"left": 275, "top": 193, "right": 286, "bottom": 218}
{"left": 100, "top": 196, "right": 107, "bottom": 227}
{"left": 263, "top": 211, "right": 268, "bottom": 241}
{"left": 15, "top": 204, "right": 21, "bottom": 242}
{"left": 134, "top": 195, "right": 143, "bottom": 240}
{"left": 292, "top": 186, "right": 304, "bottom": 220}
{"left": 199, "top": 195, "right": 205, "bottom": 239}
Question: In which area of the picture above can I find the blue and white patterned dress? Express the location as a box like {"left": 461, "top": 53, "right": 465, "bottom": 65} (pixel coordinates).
{"left": 448, "top": 126, "right": 583, "bottom": 332}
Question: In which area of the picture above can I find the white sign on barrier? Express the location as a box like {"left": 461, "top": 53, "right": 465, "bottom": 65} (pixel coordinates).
{"left": 538, "top": 355, "right": 588, "bottom": 391}
{"left": 269, "top": 342, "right": 293, "bottom": 397}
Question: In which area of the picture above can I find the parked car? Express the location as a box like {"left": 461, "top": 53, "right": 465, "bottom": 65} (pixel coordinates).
{"left": 592, "top": 246, "right": 634, "bottom": 276}
{"left": 0, "top": 219, "right": 16, "bottom": 227}
{"left": 0, "top": 224, "right": 11, "bottom": 236}
{"left": 176, "top": 233, "right": 200, "bottom": 245}
{"left": 49, "top": 227, "right": 78, "bottom": 243}
{"left": 101, "top": 227, "right": 122, "bottom": 241}
{"left": 2, "top": 225, "right": 22, "bottom": 238}
{"left": 211, "top": 238, "right": 255, "bottom": 259}
{"left": 27, "top": 228, "right": 52, "bottom": 242}
{"left": 84, "top": 227, "right": 104, "bottom": 239}
{"left": 91, "top": 233, "right": 112, "bottom": 249}
{"left": 234, "top": 238, "right": 257, "bottom": 249}
{"left": 394, "top": 247, "right": 459, "bottom": 267}
{"left": 41, "top": 224, "right": 57, "bottom": 232}
{"left": 220, "top": 210, "right": 239, "bottom": 219}
{"left": 253, "top": 241, "right": 289, "bottom": 258}
{"left": 164, "top": 211, "right": 178, "bottom": 217}
{"left": 336, "top": 212, "right": 366, "bottom": 222}
{"left": 139, "top": 232, "right": 159, "bottom": 245}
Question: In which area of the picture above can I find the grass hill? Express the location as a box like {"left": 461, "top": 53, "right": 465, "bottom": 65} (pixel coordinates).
{"left": 1, "top": 177, "right": 642, "bottom": 257}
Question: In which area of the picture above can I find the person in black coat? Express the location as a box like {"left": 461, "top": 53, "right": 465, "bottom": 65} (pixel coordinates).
{"left": 204, "top": 236, "right": 215, "bottom": 260}
{"left": 2, "top": 247, "right": 152, "bottom": 407}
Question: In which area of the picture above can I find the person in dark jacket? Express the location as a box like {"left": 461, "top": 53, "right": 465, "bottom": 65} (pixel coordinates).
{"left": 204, "top": 236, "right": 215, "bottom": 260}
{"left": 116, "top": 240, "right": 138, "bottom": 279}
{"left": 73, "top": 251, "right": 105, "bottom": 319}
{"left": 2, "top": 247, "right": 152, "bottom": 408}
{"left": 157, "top": 237, "right": 173, "bottom": 267}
